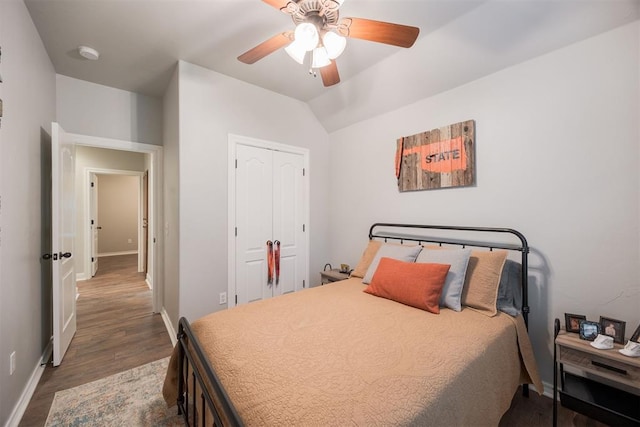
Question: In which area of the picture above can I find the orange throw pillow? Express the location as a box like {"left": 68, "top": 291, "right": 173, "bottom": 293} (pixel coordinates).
{"left": 364, "top": 257, "right": 450, "bottom": 314}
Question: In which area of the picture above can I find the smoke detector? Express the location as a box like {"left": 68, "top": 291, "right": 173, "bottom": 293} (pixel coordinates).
{"left": 78, "top": 46, "right": 100, "bottom": 60}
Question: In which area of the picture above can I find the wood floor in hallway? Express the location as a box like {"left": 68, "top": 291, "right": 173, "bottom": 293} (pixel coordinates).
{"left": 19, "top": 254, "right": 173, "bottom": 426}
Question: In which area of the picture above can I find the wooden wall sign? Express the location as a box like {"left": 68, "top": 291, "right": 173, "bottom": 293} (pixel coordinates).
{"left": 395, "top": 120, "right": 475, "bottom": 192}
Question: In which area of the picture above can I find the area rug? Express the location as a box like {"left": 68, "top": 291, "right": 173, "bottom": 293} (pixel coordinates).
{"left": 45, "top": 357, "right": 184, "bottom": 426}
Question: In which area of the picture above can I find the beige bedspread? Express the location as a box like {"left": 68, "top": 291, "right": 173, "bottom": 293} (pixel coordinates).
{"left": 164, "top": 278, "right": 541, "bottom": 426}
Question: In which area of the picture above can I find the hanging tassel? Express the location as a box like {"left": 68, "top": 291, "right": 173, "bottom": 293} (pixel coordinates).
{"left": 266, "top": 240, "right": 273, "bottom": 285}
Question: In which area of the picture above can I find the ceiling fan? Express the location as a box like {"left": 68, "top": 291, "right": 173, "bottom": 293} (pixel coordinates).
{"left": 238, "top": 0, "right": 420, "bottom": 87}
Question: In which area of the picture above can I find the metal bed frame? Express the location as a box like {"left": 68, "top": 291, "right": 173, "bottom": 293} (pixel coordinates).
{"left": 175, "top": 223, "right": 532, "bottom": 426}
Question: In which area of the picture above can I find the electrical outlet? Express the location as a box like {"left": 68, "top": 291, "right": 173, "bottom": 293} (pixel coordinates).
{"left": 127, "top": 238, "right": 132, "bottom": 244}
{"left": 219, "top": 292, "right": 227, "bottom": 305}
{"left": 9, "top": 351, "right": 15, "bottom": 375}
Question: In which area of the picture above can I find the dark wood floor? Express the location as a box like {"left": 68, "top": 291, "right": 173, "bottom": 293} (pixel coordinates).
{"left": 19, "top": 254, "right": 173, "bottom": 426}
{"left": 19, "top": 254, "right": 604, "bottom": 426}
{"left": 500, "top": 387, "right": 607, "bottom": 427}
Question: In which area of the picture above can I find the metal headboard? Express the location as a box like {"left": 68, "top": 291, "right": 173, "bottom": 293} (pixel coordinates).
{"left": 368, "top": 223, "right": 531, "bottom": 329}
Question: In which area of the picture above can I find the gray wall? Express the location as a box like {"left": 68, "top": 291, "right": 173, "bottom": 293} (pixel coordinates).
{"left": 0, "top": 1, "right": 56, "bottom": 425}
{"left": 56, "top": 74, "right": 163, "bottom": 146}
{"left": 327, "top": 22, "right": 640, "bottom": 391}
{"left": 164, "top": 61, "right": 331, "bottom": 328}
{"left": 162, "top": 67, "right": 180, "bottom": 329}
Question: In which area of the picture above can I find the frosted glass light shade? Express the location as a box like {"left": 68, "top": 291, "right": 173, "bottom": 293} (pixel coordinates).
{"left": 322, "top": 32, "right": 346, "bottom": 59}
{"left": 294, "top": 23, "right": 319, "bottom": 52}
{"left": 312, "top": 46, "right": 331, "bottom": 68}
{"left": 285, "top": 41, "right": 306, "bottom": 64}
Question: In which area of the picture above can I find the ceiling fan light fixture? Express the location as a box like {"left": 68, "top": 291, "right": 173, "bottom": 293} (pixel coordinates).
{"left": 285, "top": 41, "right": 306, "bottom": 65}
{"left": 322, "top": 31, "right": 346, "bottom": 59}
{"left": 294, "top": 22, "right": 319, "bottom": 52}
{"left": 312, "top": 46, "right": 331, "bottom": 68}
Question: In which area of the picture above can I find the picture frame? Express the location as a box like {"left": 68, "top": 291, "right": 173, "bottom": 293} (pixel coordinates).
{"left": 579, "top": 320, "right": 600, "bottom": 341}
{"left": 564, "top": 313, "right": 586, "bottom": 333}
{"left": 629, "top": 323, "right": 640, "bottom": 343}
{"left": 599, "top": 316, "right": 626, "bottom": 344}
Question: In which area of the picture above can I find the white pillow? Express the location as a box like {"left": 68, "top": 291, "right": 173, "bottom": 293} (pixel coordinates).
{"left": 362, "top": 245, "right": 422, "bottom": 284}
{"left": 416, "top": 248, "right": 471, "bottom": 311}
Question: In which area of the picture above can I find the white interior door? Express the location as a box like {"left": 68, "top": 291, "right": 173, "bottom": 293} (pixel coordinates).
{"left": 235, "top": 144, "right": 273, "bottom": 304}
{"left": 90, "top": 172, "right": 98, "bottom": 277}
{"left": 52, "top": 122, "right": 77, "bottom": 367}
{"left": 272, "top": 151, "right": 305, "bottom": 296}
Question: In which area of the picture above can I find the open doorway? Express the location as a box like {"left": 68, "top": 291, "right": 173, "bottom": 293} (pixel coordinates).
{"left": 86, "top": 171, "right": 147, "bottom": 283}
{"left": 69, "top": 134, "right": 163, "bottom": 313}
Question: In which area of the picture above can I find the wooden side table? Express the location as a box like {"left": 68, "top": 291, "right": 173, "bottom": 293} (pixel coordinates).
{"left": 553, "top": 319, "right": 640, "bottom": 426}
{"left": 320, "top": 269, "right": 349, "bottom": 284}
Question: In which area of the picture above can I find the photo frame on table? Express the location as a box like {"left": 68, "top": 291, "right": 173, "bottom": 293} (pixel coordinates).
{"left": 564, "top": 313, "right": 586, "bottom": 333}
{"left": 579, "top": 320, "right": 600, "bottom": 341}
{"left": 629, "top": 323, "right": 640, "bottom": 343}
{"left": 599, "top": 316, "right": 626, "bottom": 344}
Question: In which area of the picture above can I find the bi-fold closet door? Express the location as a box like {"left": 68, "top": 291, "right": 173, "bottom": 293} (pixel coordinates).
{"left": 235, "top": 143, "right": 307, "bottom": 305}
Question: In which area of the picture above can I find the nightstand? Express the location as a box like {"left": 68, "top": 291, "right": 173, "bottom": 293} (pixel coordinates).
{"left": 553, "top": 319, "right": 640, "bottom": 426}
{"left": 319, "top": 269, "right": 349, "bottom": 284}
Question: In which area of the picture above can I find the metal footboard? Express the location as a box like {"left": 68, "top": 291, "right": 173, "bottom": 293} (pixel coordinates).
{"left": 176, "top": 317, "right": 243, "bottom": 427}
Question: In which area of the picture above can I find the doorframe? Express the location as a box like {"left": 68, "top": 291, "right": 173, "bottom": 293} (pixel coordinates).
{"left": 68, "top": 132, "right": 163, "bottom": 313}
{"left": 82, "top": 168, "right": 145, "bottom": 279}
{"left": 227, "top": 133, "right": 310, "bottom": 309}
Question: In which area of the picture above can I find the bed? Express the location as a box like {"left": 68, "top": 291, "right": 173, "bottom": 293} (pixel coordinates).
{"left": 163, "top": 223, "right": 543, "bottom": 426}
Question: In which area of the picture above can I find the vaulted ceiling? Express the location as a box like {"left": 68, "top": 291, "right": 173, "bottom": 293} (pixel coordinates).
{"left": 25, "top": 0, "right": 639, "bottom": 131}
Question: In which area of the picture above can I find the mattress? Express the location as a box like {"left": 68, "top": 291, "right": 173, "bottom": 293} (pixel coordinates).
{"left": 163, "top": 277, "right": 541, "bottom": 426}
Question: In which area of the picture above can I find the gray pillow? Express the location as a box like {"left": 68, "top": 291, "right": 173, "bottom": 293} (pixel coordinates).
{"left": 496, "top": 259, "right": 522, "bottom": 316}
{"left": 362, "top": 245, "right": 423, "bottom": 284}
{"left": 416, "top": 248, "right": 471, "bottom": 311}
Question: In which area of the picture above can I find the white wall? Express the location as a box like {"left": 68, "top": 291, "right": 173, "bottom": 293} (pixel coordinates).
{"left": 170, "top": 61, "right": 331, "bottom": 326}
{"left": 56, "top": 74, "right": 163, "bottom": 145}
{"left": 74, "top": 146, "right": 146, "bottom": 279}
{"left": 328, "top": 22, "right": 640, "bottom": 390}
{"left": 0, "top": 1, "right": 56, "bottom": 425}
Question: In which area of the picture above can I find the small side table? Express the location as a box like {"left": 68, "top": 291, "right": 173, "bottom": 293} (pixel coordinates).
{"left": 320, "top": 269, "right": 349, "bottom": 285}
{"left": 553, "top": 318, "right": 640, "bottom": 426}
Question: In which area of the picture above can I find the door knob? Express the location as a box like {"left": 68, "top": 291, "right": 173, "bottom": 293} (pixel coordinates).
{"left": 59, "top": 252, "right": 72, "bottom": 259}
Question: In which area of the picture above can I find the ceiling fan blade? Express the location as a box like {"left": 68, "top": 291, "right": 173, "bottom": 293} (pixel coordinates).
{"left": 339, "top": 17, "right": 420, "bottom": 48}
{"left": 238, "top": 32, "right": 292, "bottom": 64}
{"left": 320, "top": 61, "right": 340, "bottom": 87}
{"left": 262, "top": 0, "right": 293, "bottom": 12}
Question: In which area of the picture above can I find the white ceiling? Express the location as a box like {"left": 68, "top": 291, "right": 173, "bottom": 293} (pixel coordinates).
{"left": 25, "top": 0, "right": 639, "bottom": 131}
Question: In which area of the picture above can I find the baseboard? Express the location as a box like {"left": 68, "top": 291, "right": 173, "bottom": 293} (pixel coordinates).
{"left": 145, "top": 274, "right": 152, "bottom": 291}
{"left": 76, "top": 272, "right": 88, "bottom": 282}
{"left": 161, "top": 307, "right": 177, "bottom": 347}
{"left": 98, "top": 250, "right": 138, "bottom": 257}
{"left": 5, "top": 339, "right": 52, "bottom": 427}
{"left": 540, "top": 380, "right": 552, "bottom": 399}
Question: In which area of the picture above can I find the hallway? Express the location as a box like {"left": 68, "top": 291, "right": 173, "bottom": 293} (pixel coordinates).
{"left": 20, "top": 255, "right": 173, "bottom": 426}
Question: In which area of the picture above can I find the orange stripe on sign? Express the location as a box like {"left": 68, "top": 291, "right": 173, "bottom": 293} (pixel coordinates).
{"left": 402, "top": 137, "right": 466, "bottom": 173}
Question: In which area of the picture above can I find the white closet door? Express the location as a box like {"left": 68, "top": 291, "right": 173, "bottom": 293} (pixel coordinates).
{"left": 235, "top": 144, "right": 273, "bottom": 304}
{"left": 272, "top": 151, "right": 306, "bottom": 296}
